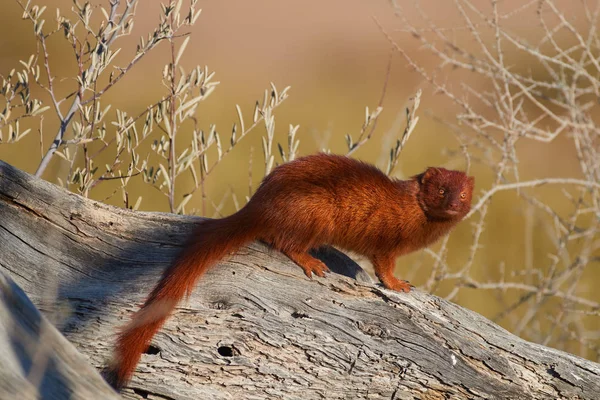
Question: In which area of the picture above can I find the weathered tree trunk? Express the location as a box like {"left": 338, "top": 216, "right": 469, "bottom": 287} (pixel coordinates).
{"left": 0, "top": 160, "right": 598, "bottom": 400}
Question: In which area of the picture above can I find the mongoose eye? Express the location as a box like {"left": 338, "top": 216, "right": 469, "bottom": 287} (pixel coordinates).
{"left": 460, "top": 192, "right": 466, "bottom": 199}
{"left": 438, "top": 188, "right": 445, "bottom": 195}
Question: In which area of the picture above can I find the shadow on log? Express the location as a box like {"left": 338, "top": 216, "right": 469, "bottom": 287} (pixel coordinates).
{"left": 1, "top": 160, "right": 599, "bottom": 400}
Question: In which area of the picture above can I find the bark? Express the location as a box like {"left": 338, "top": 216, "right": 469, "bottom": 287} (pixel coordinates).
{"left": 0, "top": 160, "right": 599, "bottom": 400}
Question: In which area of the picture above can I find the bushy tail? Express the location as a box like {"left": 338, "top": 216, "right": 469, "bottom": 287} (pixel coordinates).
{"left": 105, "top": 210, "right": 257, "bottom": 389}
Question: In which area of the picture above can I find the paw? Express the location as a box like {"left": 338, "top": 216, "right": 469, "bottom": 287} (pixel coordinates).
{"left": 385, "top": 279, "right": 412, "bottom": 293}
{"left": 301, "top": 259, "right": 330, "bottom": 278}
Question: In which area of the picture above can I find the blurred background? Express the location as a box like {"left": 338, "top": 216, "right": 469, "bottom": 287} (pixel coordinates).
{"left": 0, "top": 0, "right": 598, "bottom": 361}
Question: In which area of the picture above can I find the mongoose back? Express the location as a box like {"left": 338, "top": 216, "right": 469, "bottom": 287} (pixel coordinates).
{"left": 106, "top": 153, "right": 475, "bottom": 389}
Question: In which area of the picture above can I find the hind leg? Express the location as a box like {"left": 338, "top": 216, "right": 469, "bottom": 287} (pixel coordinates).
{"left": 258, "top": 220, "right": 331, "bottom": 278}
{"left": 282, "top": 250, "right": 330, "bottom": 278}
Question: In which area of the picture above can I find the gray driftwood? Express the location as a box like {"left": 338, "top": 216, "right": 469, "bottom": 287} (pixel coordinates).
{"left": 0, "top": 160, "right": 599, "bottom": 400}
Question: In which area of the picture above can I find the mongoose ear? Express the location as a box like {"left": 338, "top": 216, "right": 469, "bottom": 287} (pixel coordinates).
{"left": 420, "top": 167, "right": 440, "bottom": 184}
{"left": 467, "top": 176, "right": 475, "bottom": 188}
{"left": 413, "top": 167, "right": 441, "bottom": 184}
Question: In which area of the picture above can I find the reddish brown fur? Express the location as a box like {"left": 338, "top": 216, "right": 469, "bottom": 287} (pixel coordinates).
{"left": 106, "top": 153, "right": 474, "bottom": 389}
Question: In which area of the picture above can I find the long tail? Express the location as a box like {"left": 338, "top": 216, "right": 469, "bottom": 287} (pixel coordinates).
{"left": 105, "top": 210, "right": 257, "bottom": 390}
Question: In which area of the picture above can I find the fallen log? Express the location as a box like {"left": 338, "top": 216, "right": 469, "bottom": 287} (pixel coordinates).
{"left": 1, "top": 160, "right": 598, "bottom": 399}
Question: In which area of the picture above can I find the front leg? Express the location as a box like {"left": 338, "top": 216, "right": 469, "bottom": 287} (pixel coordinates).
{"left": 370, "top": 254, "right": 412, "bottom": 293}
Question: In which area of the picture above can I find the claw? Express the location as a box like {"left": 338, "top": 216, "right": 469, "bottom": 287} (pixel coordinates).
{"left": 389, "top": 280, "right": 412, "bottom": 293}
{"left": 302, "top": 259, "right": 329, "bottom": 278}
{"left": 283, "top": 251, "right": 330, "bottom": 279}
